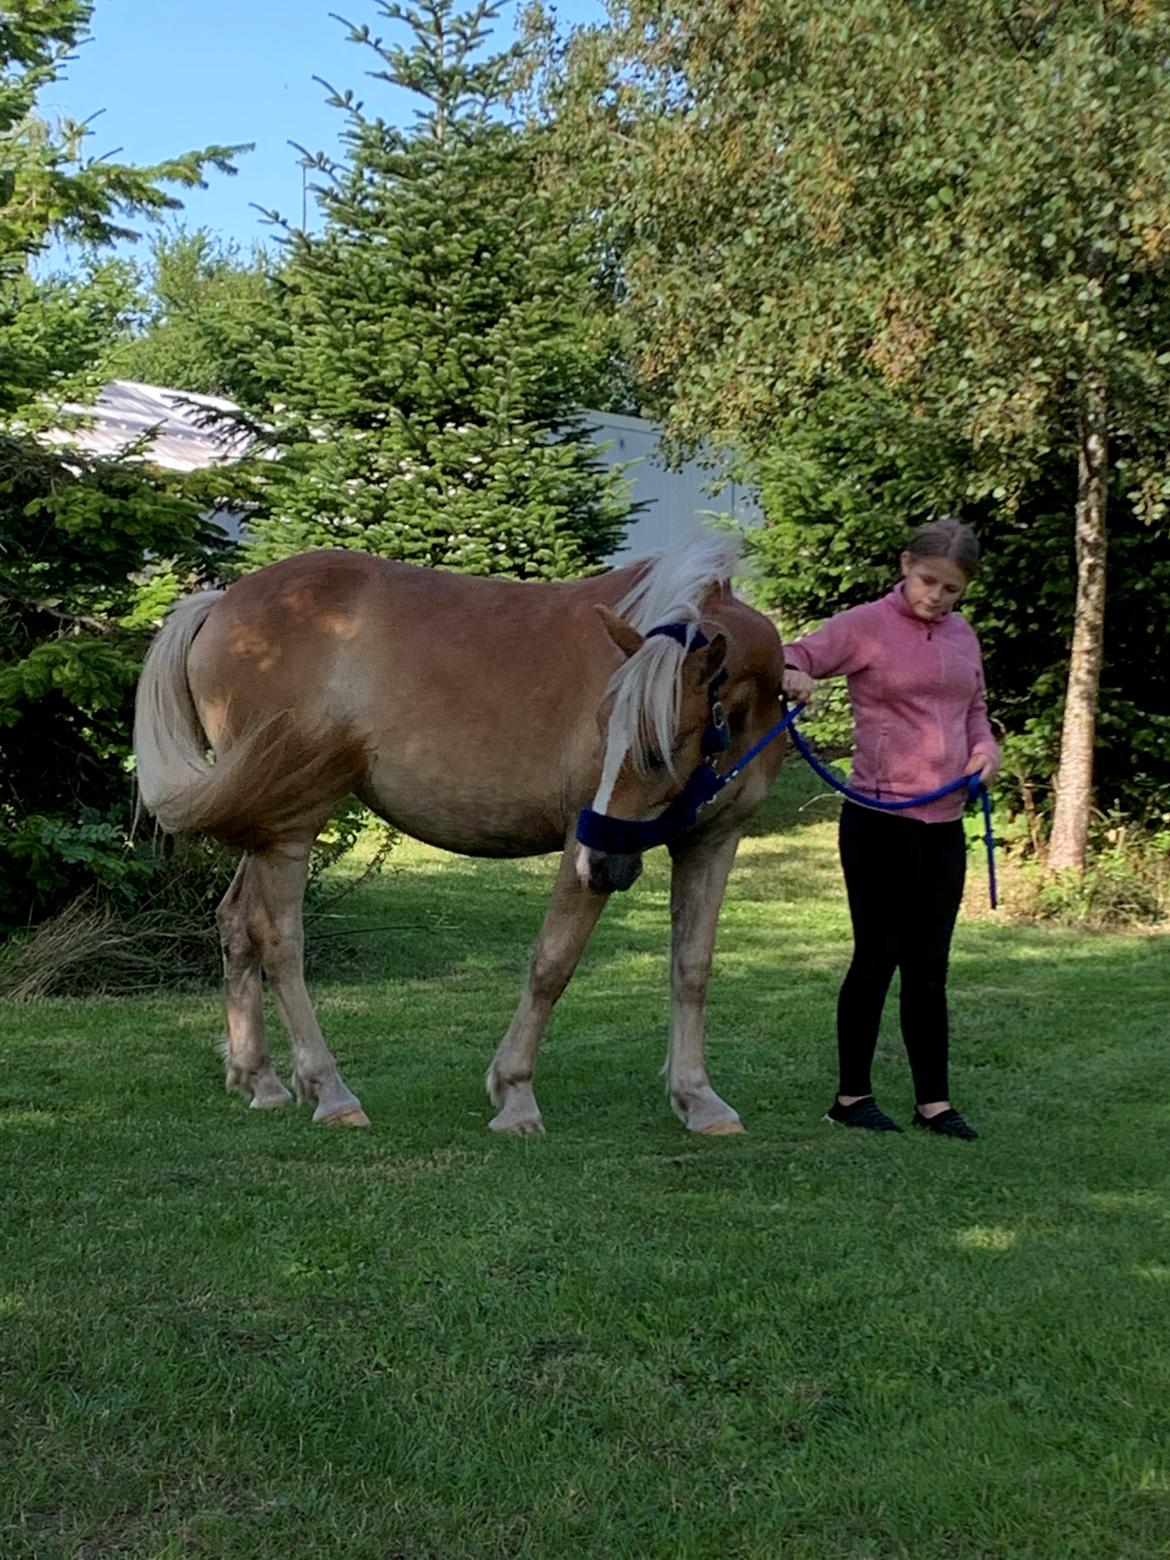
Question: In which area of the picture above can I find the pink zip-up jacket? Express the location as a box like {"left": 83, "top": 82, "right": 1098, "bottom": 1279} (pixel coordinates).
{"left": 785, "top": 585, "right": 1000, "bottom": 823}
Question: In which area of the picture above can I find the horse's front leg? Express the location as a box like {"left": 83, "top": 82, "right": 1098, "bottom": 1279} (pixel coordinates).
{"left": 666, "top": 827, "right": 744, "bottom": 1134}
{"left": 486, "top": 841, "right": 609, "bottom": 1135}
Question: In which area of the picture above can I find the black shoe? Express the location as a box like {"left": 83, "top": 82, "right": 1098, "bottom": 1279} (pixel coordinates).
{"left": 911, "top": 1107, "right": 979, "bottom": 1141}
{"left": 825, "top": 1096, "right": 903, "bottom": 1133}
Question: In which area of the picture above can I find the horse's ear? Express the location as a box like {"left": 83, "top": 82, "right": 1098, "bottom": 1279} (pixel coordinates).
{"left": 688, "top": 632, "right": 727, "bottom": 685}
{"left": 596, "top": 604, "right": 644, "bottom": 659}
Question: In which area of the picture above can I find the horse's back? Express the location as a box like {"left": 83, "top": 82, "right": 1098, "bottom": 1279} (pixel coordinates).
{"left": 182, "top": 546, "right": 785, "bottom": 857}
{"left": 185, "top": 551, "right": 634, "bottom": 854}
{"left": 190, "top": 550, "right": 625, "bottom": 727}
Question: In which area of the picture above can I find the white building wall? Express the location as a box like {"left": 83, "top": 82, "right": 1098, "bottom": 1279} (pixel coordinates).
{"left": 582, "top": 409, "right": 760, "bottom": 561}
{"left": 43, "top": 386, "right": 759, "bottom": 561}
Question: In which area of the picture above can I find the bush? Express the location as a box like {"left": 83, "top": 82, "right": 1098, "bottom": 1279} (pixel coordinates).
{"left": 0, "top": 804, "right": 398, "bottom": 998}
{"left": 0, "top": 836, "right": 229, "bottom": 999}
{"left": 0, "top": 810, "right": 148, "bottom": 926}
{"left": 1007, "top": 806, "right": 1170, "bottom": 930}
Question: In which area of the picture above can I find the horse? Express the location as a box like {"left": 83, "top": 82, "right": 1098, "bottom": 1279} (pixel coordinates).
{"left": 132, "top": 529, "right": 788, "bottom": 1135}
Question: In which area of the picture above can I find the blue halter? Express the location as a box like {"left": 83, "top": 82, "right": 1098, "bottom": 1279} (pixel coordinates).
{"left": 574, "top": 620, "right": 780, "bottom": 855}
{"left": 575, "top": 675, "right": 998, "bottom": 906}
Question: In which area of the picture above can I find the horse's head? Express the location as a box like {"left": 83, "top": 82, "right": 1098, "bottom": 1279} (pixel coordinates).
{"left": 576, "top": 604, "right": 729, "bottom": 894}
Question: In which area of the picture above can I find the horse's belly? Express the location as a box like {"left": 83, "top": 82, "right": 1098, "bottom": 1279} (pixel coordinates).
{"left": 357, "top": 771, "right": 570, "bottom": 859}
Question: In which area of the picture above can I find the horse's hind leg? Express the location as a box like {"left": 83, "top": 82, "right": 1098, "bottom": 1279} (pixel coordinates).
{"left": 486, "top": 842, "right": 608, "bottom": 1134}
{"left": 216, "top": 856, "right": 293, "bottom": 1110}
{"left": 249, "top": 842, "right": 370, "bottom": 1128}
{"left": 665, "top": 829, "right": 744, "bottom": 1134}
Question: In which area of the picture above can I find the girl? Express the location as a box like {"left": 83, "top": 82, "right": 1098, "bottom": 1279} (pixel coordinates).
{"left": 781, "top": 519, "right": 998, "bottom": 1139}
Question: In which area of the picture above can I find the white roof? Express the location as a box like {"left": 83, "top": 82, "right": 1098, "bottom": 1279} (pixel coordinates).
{"left": 37, "top": 382, "right": 757, "bottom": 562}
{"left": 40, "top": 379, "right": 252, "bottom": 471}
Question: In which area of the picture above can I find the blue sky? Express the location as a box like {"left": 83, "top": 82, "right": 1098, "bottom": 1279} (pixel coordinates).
{"left": 43, "top": 0, "right": 605, "bottom": 258}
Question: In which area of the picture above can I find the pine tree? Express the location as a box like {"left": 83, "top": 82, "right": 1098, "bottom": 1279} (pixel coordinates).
{"left": 242, "top": 0, "right": 627, "bottom": 579}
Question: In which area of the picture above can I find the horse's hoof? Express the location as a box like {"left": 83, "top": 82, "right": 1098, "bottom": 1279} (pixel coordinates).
{"left": 249, "top": 1091, "right": 293, "bottom": 1111}
{"left": 488, "top": 1111, "right": 546, "bottom": 1136}
{"left": 317, "top": 1106, "right": 371, "bottom": 1128}
{"left": 692, "top": 1113, "right": 745, "bottom": 1136}
{"left": 249, "top": 1079, "right": 294, "bottom": 1110}
{"left": 676, "top": 1085, "right": 744, "bottom": 1136}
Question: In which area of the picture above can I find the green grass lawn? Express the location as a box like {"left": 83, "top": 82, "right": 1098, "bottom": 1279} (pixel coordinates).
{"left": 2, "top": 770, "right": 1168, "bottom": 1558}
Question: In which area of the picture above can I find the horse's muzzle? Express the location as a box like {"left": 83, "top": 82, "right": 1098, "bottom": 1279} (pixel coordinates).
{"left": 580, "top": 848, "right": 644, "bottom": 895}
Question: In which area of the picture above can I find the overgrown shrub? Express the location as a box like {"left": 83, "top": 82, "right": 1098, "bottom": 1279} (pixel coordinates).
{"left": 1004, "top": 806, "right": 1170, "bottom": 930}
{"left": 0, "top": 803, "right": 398, "bottom": 999}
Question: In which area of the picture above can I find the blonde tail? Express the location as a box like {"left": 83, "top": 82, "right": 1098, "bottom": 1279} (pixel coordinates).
{"left": 134, "top": 592, "right": 367, "bottom": 851}
{"left": 133, "top": 591, "right": 225, "bottom": 835}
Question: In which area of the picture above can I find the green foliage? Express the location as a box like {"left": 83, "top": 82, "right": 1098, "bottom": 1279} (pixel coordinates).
{"left": 0, "top": 807, "right": 401, "bottom": 996}
{"left": 0, "top": 434, "right": 228, "bottom": 925}
{"left": 306, "top": 799, "right": 399, "bottom": 906}
{"left": 1009, "top": 805, "right": 1170, "bottom": 928}
{"left": 1, "top": 3, "right": 246, "bottom": 403}
{"left": 747, "top": 383, "right": 965, "bottom": 619}
{"left": 538, "top": 0, "right": 1170, "bottom": 846}
{"left": 1, "top": 813, "right": 133, "bottom": 913}
{"left": 749, "top": 381, "right": 1170, "bottom": 825}
{"left": 0, "top": 256, "right": 143, "bottom": 417}
{"left": 101, "top": 228, "right": 275, "bottom": 402}
{"left": 543, "top": 0, "right": 1170, "bottom": 466}
{"left": 238, "top": 0, "right": 629, "bottom": 579}
{"left": 0, "top": 1, "right": 245, "bottom": 927}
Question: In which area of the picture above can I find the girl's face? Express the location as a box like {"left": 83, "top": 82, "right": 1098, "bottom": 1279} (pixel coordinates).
{"left": 900, "top": 552, "right": 970, "bottom": 623}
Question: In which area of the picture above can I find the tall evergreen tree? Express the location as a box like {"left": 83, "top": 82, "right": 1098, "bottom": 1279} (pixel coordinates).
{"left": 241, "top": 0, "right": 627, "bottom": 579}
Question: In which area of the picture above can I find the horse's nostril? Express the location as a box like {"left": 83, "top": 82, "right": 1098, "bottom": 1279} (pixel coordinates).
{"left": 586, "top": 851, "right": 644, "bottom": 895}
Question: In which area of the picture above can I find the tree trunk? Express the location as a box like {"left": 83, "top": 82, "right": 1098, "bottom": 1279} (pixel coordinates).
{"left": 1048, "top": 380, "right": 1108, "bottom": 872}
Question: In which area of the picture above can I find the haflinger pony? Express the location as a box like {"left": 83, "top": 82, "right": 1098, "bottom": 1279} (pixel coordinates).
{"left": 133, "top": 529, "right": 788, "bottom": 1136}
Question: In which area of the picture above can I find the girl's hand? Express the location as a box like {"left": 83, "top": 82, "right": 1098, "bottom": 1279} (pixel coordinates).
{"left": 782, "top": 667, "right": 816, "bottom": 707}
{"left": 967, "top": 751, "right": 997, "bottom": 786}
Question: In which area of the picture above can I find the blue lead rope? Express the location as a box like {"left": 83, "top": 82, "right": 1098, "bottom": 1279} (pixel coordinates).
{"left": 785, "top": 707, "right": 998, "bottom": 909}
{"left": 576, "top": 698, "right": 998, "bottom": 908}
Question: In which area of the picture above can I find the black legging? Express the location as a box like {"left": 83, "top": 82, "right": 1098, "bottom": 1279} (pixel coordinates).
{"left": 836, "top": 801, "right": 967, "bottom": 1106}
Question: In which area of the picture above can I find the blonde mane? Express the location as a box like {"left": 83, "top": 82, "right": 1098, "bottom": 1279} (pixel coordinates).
{"left": 595, "top": 529, "right": 741, "bottom": 810}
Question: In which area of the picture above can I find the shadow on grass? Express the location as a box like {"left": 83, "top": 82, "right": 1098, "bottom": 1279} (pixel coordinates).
{"left": 302, "top": 837, "right": 1163, "bottom": 995}
{"left": 284, "top": 768, "right": 841, "bottom": 988}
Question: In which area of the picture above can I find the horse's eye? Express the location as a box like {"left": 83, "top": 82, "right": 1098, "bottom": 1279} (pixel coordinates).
{"left": 646, "top": 750, "right": 666, "bottom": 772}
